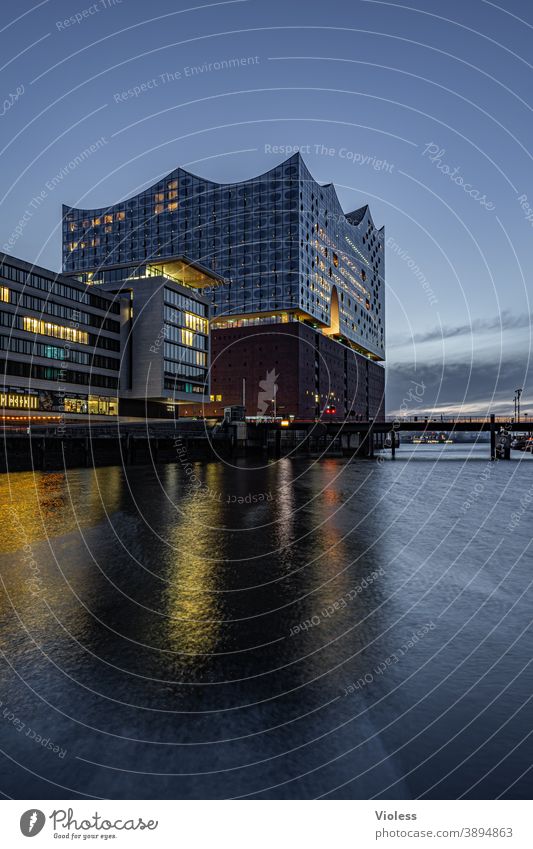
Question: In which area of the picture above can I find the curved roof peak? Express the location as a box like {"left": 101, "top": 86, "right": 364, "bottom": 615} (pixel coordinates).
{"left": 63, "top": 152, "right": 381, "bottom": 229}
{"left": 283, "top": 155, "right": 381, "bottom": 229}
{"left": 346, "top": 204, "right": 378, "bottom": 230}
{"left": 346, "top": 205, "right": 368, "bottom": 224}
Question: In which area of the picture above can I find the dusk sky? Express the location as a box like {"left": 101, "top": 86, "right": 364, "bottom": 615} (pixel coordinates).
{"left": 1, "top": 0, "right": 531, "bottom": 415}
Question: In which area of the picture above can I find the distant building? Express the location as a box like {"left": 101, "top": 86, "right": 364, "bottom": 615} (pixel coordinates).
{"left": 62, "top": 153, "right": 385, "bottom": 419}
{"left": 0, "top": 253, "right": 120, "bottom": 423}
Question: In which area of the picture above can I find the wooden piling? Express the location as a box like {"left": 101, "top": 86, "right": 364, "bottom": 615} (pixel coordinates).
{"left": 490, "top": 414, "right": 496, "bottom": 460}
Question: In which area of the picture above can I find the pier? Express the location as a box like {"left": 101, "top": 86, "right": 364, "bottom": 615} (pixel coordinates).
{"left": 1, "top": 413, "right": 532, "bottom": 471}
{"left": 260, "top": 413, "right": 533, "bottom": 461}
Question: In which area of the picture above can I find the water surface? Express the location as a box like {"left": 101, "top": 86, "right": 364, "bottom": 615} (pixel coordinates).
{"left": 0, "top": 444, "right": 531, "bottom": 799}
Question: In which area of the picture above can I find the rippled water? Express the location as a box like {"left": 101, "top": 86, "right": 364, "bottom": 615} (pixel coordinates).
{"left": 0, "top": 445, "right": 531, "bottom": 799}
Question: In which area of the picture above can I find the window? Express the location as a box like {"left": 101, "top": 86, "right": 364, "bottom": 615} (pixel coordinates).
{"left": 184, "top": 312, "right": 208, "bottom": 334}
{"left": 64, "top": 397, "right": 88, "bottom": 414}
{"left": 23, "top": 316, "right": 89, "bottom": 345}
{"left": 0, "top": 392, "right": 38, "bottom": 410}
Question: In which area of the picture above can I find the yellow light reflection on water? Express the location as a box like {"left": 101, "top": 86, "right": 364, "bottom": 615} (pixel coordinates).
{"left": 0, "top": 468, "right": 124, "bottom": 635}
{"left": 0, "top": 468, "right": 123, "bottom": 553}
{"left": 164, "top": 463, "right": 225, "bottom": 659}
{"left": 307, "top": 460, "right": 350, "bottom": 613}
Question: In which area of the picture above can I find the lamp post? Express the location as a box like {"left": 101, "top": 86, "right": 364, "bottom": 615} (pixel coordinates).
{"left": 515, "top": 388, "right": 522, "bottom": 423}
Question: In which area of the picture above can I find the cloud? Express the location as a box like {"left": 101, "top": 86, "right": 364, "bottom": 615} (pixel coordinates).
{"left": 386, "top": 357, "right": 533, "bottom": 416}
{"left": 388, "top": 311, "right": 532, "bottom": 348}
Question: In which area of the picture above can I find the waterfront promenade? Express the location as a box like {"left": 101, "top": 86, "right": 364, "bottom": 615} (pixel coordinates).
{"left": 1, "top": 414, "right": 531, "bottom": 471}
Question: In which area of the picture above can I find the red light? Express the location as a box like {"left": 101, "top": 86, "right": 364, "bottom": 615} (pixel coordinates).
{"left": 325, "top": 405, "right": 336, "bottom": 415}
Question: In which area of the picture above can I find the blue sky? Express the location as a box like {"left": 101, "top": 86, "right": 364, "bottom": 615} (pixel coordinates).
{"left": 1, "top": 0, "right": 531, "bottom": 414}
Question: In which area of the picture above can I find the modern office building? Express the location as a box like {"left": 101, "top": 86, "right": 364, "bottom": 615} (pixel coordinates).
{"left": 0, "top": 253, "right": 121, "bottom": 423}
{"left": 62, "top": 152, "right": 385, "bottom": 419}
{"left": 0, "top": 254, "right": 222, "bottom": 423}
{"left": 91, "top": 258, "right": 223, "bottom": 417}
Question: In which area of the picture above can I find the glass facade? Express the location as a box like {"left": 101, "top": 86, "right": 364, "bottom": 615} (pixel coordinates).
{"left": 0, "top": 255, "right": 121, "bottom": 417}
{"left": 162, "top": 286, "right": 208, "bottom": 392}
{"left": 0, "top": 258, "right": 120, "bottom": 313}
{"left": 62, "top": 153, "right": 385, "bottom": 361}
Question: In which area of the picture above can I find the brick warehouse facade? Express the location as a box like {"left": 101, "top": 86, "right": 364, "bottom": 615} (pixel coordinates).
{"left": 182, "top": 322, "right": 385, "bottom": 421}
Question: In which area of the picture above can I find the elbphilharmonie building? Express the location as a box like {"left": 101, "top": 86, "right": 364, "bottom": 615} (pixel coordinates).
{"left": 62, "top": 153, "right": 385, "bottom": 419}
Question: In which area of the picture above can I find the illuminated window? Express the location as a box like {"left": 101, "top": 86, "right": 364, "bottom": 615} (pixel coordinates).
{"left": 154, "top": 204, "right": 164, "bottom": 215}
{"left": 154, "top": 193, "right": 165, "bottom": 202}
{"left": 92, "top": 217, "right": 101, "bottom": 227}
{"left": 115, "top": 211, "right": 125, "bottom": 221}
{"left": 68, "top": 222, "right": 77, "bottom": 232}
{"left": 69, "top": 242, "right": 78, "bottom": 252}
{"left": 184, "top": 312, "right": 208, "bottom": 334}
{"left": 168, "top": 202, "right": 178, "bottom": 212}
{"left": 23, "top": 316, "right": 89, "bottom": 345}
{"left": 0, "top": 287, "right": 9, "bottom": 303}
{"left": 0, "top": 393, "right": 38, "bottom": 410}
{"left": 182, "top": 329, "right": 194, "bottom": 346}
{"left": 104, "top": 214, "right": 113, "bottom": 224}
{"left": 64, "top": 397, "right": 88, "bottom": 414}
{"left": 87, "top": 395, "right": 118, "bottom": 416}
{"left": 333, "top": 252, "right": 339, "bottom": 268}
{"left": 168, "top": 180, "right": 177, "bottom": 189}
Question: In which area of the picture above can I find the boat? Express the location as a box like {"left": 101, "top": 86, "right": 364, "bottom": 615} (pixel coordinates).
{"left": 411, "top": 431, "right": 455, "bottom": 445}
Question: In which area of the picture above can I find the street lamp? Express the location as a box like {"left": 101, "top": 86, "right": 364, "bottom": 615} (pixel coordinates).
{"left": 515, "top": 388, "right": 522, "bottom": 423}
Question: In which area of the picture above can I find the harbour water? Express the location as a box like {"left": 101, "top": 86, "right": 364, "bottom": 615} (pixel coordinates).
{"left": 0, "top": 444, "right": 531, "bottom": 799}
